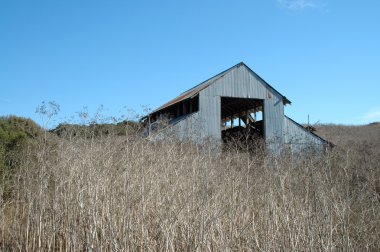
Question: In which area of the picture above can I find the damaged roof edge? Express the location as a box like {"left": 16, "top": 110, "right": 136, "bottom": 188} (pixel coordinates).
{"left": 150, "top": 63, "right": 241, "bottom": 115}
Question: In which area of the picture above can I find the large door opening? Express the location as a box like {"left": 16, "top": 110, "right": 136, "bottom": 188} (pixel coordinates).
{"left": 221, "top": 97, "right": 264, "bottom": 150}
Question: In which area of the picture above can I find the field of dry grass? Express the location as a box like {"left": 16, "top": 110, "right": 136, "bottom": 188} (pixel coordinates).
{"left": 317, "top": 122, "right": 380, "bottom": 156}
{"left": 0, "top": 123, "right": 379, "bottom": 251}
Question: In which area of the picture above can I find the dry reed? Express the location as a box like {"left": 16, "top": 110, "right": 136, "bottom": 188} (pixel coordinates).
{"left": 0, "top": 129, "right": 379, "bottom": 251}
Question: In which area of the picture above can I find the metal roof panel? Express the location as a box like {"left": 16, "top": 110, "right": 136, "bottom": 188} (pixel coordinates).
{"left": 152, "top": 62, "right": 291, "bottom": 114}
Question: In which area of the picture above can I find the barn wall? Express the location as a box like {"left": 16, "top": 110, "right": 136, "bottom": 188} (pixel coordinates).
{"left": 283, "top": 116, "right": 326, "bottom": 153}
{"left": 198, "top": 64, "right": 285, "bottom": 150}
{"left": 170, "top": 112, "right": 201, "bottom": 141}
{"left": 149, "top": 112, "right": 201, "bottom": 142}
{"left": 198, "top": 95, "right": 221, "bottom": 139}
{"left": 264, "top": 97, "right": 284, "bottom": 153}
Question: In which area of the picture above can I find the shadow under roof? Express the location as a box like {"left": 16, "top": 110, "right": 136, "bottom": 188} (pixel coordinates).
{"left": 152, "top": 62, "right": 291, "bottom": 114}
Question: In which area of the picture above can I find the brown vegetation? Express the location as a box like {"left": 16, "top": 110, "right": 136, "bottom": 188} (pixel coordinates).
{"left": 0, "top": 120, "right": 379, "bottom": 251}
{"left": 317, "top": 123, "right": 380, "bottom": 155}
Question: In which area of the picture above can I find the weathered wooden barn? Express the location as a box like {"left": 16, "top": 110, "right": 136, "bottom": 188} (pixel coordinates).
{"left": 144, "top": 62, "right": 331, "bottom": 153}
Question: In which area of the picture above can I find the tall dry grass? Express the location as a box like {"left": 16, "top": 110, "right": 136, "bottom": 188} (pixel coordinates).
{"left": 0, "top": 128, "right": 379, "bottom": 251}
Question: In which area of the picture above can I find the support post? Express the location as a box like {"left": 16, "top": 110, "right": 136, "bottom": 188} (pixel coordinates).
{"left": 183, "top": 102, "right": 187, "bottom": 115}
{"left": 246, "top": 111, "right": 249, "bottom": 127}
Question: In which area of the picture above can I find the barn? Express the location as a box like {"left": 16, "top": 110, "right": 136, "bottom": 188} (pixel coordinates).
{"left": 143, "top": 62, "right": 331, "bottom": 154}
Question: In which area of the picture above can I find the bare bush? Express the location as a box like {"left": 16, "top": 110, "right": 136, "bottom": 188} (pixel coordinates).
{"left": 0, "top": 128, "right": 379, "bottom": 251}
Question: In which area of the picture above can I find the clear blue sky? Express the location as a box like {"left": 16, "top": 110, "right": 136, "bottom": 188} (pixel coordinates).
{"left": 1, "top": 0, "right": 379, "bottom": 127}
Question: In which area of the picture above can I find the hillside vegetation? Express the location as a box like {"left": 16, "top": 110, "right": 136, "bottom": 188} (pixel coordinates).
{"left": 317, "top": 122, "right": 380, "bottom": 157}
{"left": 0, "top": 116, "right": 43, "bottom": 199}
{"left": 0, "top": 116, "right": 379, "bottom": 251}
{"left": 50, "top": 120, "right": 141, "bottom": 139}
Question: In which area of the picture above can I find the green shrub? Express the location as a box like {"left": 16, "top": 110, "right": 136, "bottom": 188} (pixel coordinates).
{"left": 0, "top": 116, "right": 43, "bottom": 197}
{"left": 50, "top": 120, "right": 142, "bottom": 139}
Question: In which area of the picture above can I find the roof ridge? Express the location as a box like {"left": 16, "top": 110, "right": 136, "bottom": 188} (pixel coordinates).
{"left": 180, "top": 62, "right": 243, "bottom": 95}
{"left": 151, "top": 62, "right": 290, "bottom": 114}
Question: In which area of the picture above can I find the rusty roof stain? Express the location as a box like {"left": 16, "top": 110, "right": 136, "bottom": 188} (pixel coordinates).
{"left": 151, "top": 62, "right": 291, "bottom": 114}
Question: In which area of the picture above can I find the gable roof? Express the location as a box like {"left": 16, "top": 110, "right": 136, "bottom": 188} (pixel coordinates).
{"left": 152, "top": 62, "right": 291, "bottom": 114}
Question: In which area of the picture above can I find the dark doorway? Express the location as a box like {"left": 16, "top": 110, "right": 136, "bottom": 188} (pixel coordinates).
{"left": 221, "top": 97, "right": 264, "bottom": 150}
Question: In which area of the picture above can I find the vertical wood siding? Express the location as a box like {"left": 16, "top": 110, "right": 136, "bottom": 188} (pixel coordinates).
{"left": 154, "top": 63, "right": 328, "bottom": 154}
{"left": 166, "top": 112, "right": 202, "bottom": 141}
{"left": 198, "top": 64, "right": 284, "bottom": 152}
{"left": 283, "top": 116, "right": 326, "bottom": 153}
